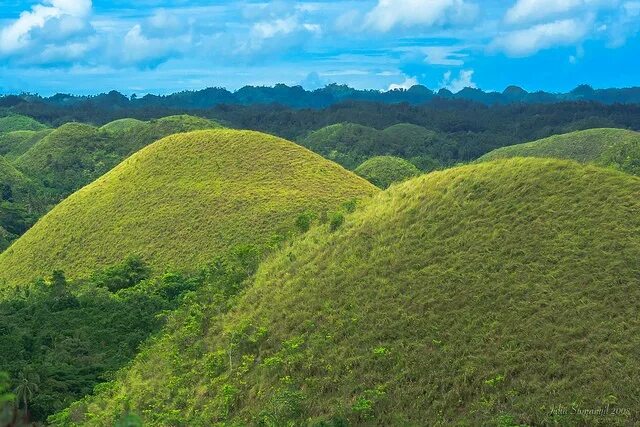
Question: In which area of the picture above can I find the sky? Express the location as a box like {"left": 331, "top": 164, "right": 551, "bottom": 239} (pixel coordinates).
{"left": 0, "top": 0, "right": 638, "bottom": 95}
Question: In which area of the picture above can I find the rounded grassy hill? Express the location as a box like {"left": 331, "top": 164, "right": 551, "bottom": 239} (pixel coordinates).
{"left": 299, "top": 123, "right": 381, "bottom": 169}
{"left": 0, "top": 129, "right": 377, "bottom": 284}
{"left": 0, "top": 129, "right": 52, "bottom": 160}
{"left": 14, "top": 123, "right": 115, "bottom": 194}
{"left": 355, "top": 155, "right": 420, "bottom": 188}
{"left": 99, "top": 118, "right": 145, "bottom": 134}
{"left": 66, "top": 158, "right": 640, "bottom": 426}
{"left": 0, "top": 114, "right": 48, "bottom": 133}
{"left": 479, "top": 128, "right": 640, "bottom": 175}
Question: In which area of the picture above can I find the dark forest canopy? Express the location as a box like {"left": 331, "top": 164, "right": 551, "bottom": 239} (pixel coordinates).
{"left": 3, "top": 84, "right": 640, "bottom": 112}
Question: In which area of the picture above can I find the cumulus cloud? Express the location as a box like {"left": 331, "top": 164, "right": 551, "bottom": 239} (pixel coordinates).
{"left": 505, "top": 0, "right": 619, "bottom": 24}
{"left": 607, "top": 1, "right": 640, "bottom": 46}
{"left": 241, "top": 10, "right": 322, "bottom": 54}
{"left": 0, "top": 0, "right": 92, "bottom": 54}
{"left": 118, "top": 24, "right": 191, "bottom": 68}
{"left": 492, "top": 18, "right": 591, "bottom": 56}
{"left": 388, "top": 75, "right": 419, "bottom": 91}
{"left": 365, "top": 0, "right": 478, "bottom": 32}
{"left": 441, "top": 69, "right": 476, "bottom": 92}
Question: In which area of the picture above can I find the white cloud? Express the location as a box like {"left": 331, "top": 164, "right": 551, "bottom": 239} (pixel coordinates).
{"left": 492, "top": 18, "right": 591, "bottom": 56}
{"left": 423, "top": 46, "right": 467, "bottom": 66}
{"left": 119, "top": 24, "right": 190, "bottom": 67}
{"left": 608, "top": 1, "right": 640, "bottom": 46}
{"left": 365, "top": 0, "right": 478, "bottom": 32}
{"left": 505, "top": 0, "right": 619, "bottom": 24}
{"left": 388, "top": 75, "right": 419, "bottom": 91}
{"left": 0, "top": 0, "right": 92, "bottom": 54}
{"left": 441, "top": 69, "right": 476, "bottom": 92}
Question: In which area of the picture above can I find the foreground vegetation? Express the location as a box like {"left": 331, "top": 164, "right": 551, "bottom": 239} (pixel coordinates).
{"left": 54, "top": 158, "right": 640, "bottom": 426}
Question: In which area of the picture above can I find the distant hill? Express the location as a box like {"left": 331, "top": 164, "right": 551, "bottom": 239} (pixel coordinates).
{"left": 0, "top": 129, "right": 52, "bottom": 160}
{"left": 13, "top": 115, "right": 220, "bottom": 197}
{"left": 355, "top": 156, "right": 420, "bottom": 188}
{"left": 0, "top": 114, "right": 48, "bottom": 133}
{"left": 0, "top": 129, "right": 377, "bottom": 284}
{"left": 63, "top": 158, "right": 640, "bottom": 426}
{"left": 299, "top": 122, "right": 448, "bottom": 170}
{"left": 479, "top": 128, "right": 640, "bottom": 175}
{"left": 99, "top": 118, "right": 145, "bottom": 134}
{"left": 8, "top": 84, "right": 640, "bottom": 110}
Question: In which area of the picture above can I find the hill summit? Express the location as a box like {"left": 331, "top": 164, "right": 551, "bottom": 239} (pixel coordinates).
{"left": 0, "top": 129, "right": 377, "bottom": 284}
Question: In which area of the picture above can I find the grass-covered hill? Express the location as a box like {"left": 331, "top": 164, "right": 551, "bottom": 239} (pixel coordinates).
{"left": 355, "top": 155, "right": 420, "bottom": 188}
{"left": 0, "top": 114, "right": 48, "bottom": 133}
{"left": 13, "top": 115, "right": 220, "bottom": 198}
{"left": 479, "top": 128, "right": 640, "bottom": 175}
{"left": 64, "top": 158, "right": 640, "bottom": 426}
{"left": 99, "top": 118, "right": 145, "bottom": 134}
{"left": 0, "top": 129, "right": 52, "bottom": 160}
{"left": 14, "top": 123, "right": 117, "bottom": 195}
{"left": 299, "top": 122, "right": 449, "bottom": 171}
{"left": 0, "top": 129, "right": 377, "bottom": 284}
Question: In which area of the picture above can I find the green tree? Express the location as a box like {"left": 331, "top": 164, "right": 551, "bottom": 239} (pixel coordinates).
{"left": 14, "top": 372, "right": 39, "bottom": 418}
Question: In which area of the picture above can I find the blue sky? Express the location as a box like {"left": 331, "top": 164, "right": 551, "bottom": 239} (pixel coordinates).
{"left": 0, "top": 0, "right": 638, "bottom": 95}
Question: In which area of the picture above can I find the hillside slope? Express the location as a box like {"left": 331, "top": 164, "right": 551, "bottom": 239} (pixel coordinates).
{"left": 0, "top": 114, "right": 48, "bottom": 133}
{"left": 0, "top": 129, "right": 52, "bottom": 159}
{"left": 479, "top": 128, "right": 640, "bottom": 175}
{"left": 66, "top": 158, "right": 640, "bottom": 426}
{"left": 14, "top": 115, "right": 220, "bottom": 197}
{"left": 0, "top": 129, "right": 377, "bottom": 284}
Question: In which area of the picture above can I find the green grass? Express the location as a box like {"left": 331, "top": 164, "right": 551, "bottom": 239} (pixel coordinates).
{"left": 0, "top": 115, "right": 48, "bottom": 134}
{"left": 478, "top": 128, "right": 640, "bottom": 175}
{"left": 0, "top": 129, "right": 377, "bottom": 285}
{"left": 99, "top": 118, "right": 145, "bottom": 134}
{"left": 355, "top": 155, "right": 420, "bottom": 188}
{"left": 63, "top": 158, "right": 640, "bottom": 426}
{"left": 0, "top": 129, "right": 53, "bottom": 160}
{"left": 13, "top": 115, "right": 220, "bottom": 197}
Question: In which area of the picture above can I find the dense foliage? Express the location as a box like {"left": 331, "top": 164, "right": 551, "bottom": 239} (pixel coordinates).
{"left": 0, "top": 247, "right": 264, "bottom": 423}
{"left": 6, "top": 84, "right": 640, "bottom": 112}
{"left": 4, "top": 98, "right": 640, "bottom": 165}
{"left": 355, "top": 156, "right": 420, "bottom": 188}
{"left": 68, "top": 158, "right": 640, "bottom": 426}
{"left": 0, "top": 157, "right": 44, "bottom": 251}
{"left": 479, "top": 128, "right": 640, "bottom": 176}
{"left": 0, "top": 129, "right": 377, "bottom": 284}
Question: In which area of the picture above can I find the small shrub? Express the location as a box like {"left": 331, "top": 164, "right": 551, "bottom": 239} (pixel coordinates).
{"left": 295, "top": 211, "right": 316, "bottom": 233}
{"left": 329, "top": 212, "right": 344, "bottom": 232}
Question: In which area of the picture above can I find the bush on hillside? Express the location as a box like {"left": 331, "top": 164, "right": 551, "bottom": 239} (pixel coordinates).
{"left": 355, "top": 156, "right": 420, "bottom": 188}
